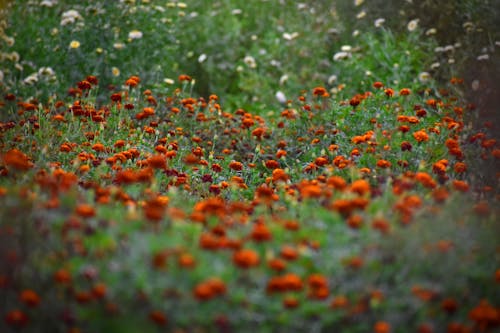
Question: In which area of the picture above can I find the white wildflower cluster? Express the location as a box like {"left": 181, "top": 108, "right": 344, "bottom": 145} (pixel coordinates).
{"left": 61, "top": 10, "right": 84, "bottom": 27}
{"left": 407, "top": 19, "right": 419, "bottom": 32}
{"left": 333, "top": 45, "right": 353, "bottom": 62}
{"left": 243, "top": 55, "right": 257, "bottom": 68}
{"left": 283, "top": 32, "right": 299, "bottom": 41}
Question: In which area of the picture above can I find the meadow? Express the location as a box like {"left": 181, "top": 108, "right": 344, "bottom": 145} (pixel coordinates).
{"left": 0, "top": 1, "right": 499, "bottom": 332}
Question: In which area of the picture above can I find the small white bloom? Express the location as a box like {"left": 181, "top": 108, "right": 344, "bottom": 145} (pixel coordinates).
{"left": 0, "top": 70, "right": 4, "bottom": 82}
{"left": 477, "top": 54, "right": 489, "bottom": 61}
{"left": 352, "top": 30, "right": 360, "bottom": 37}
{"left": 418, "top": 72, "right": 431, "bottom": 83}
{"left": 279, "top": 74, "right": 288, "bottom": 85}
{"left": 128, "top": 30, "right": 143, "bottom": 40}
{"left": 425, "top": 28, "right": 437, "bottom": 36}
{"left": 283, "top": 32, "right": 299, "bottom": 41}
{"left": 231, "top": 9, "right": 242, "bottom": 15}
{"left": 430, "top": 62, "right": 440, "bottom": 69}
{"left": 354, "top": 0, "right": 364, "bottom": 6}
{"left": 443, "top": 45, "right": 454, "bottom": 52}
{"left": 448, "top": 58, "right": 455, "bottom": 64}
{"left": 356, "top": 11, "right": 366, "bottom": 19}
{"left": 471, "top": 80, "right": 480, "bottom": 91}
{"left": 275, "top": 91, "right": 287, "bottom": 104}
{"left": 328, "top": 75, "right": 338, "bottom": 85}
{"left": 333, "top": 51, "right": 351, "bottom": 61}
{"left": 374, "top": 18, "right": 385, "bottom": 28}
{"left": 365, "top": 70, "right": 372, "bottom": 76}
{"left": 177, "top": 2, "right": 187, "bottom": 8}
{"left": 40, "top": 0, "right": 58, "bottom": 7}
{"left": 38, "top": 67, "right": 55, "bottom": 77}
{"left": 112, "top": 67, "right": 120, "bottom": 76}
{"left": 407, "top": 19, "right": 419, "bottom": 32}
{"left": 23, "top": 73, "right": 39, "bottom": 85}
{"left": 270, "top": 60, "right": 281, "bottom": 67}
{"left": 163, "top": 78, "right": 174, "bottom": 85}
{"left": 434, "top": 46, "right": 445, "bottom": 53}
{"left": 198, "top": 53, "right": 207, "bottom": 63}
{"left": 113, "top": 42, "right": 125, "bottom": 49}
{"left": 61, "top": 9, "right": 83, "bottom": 26}
{"left": 341, "top": 45, "right": 352, "bottom": 52}
{"left": 243, "top": 55, "right": 257, "bottom": 68}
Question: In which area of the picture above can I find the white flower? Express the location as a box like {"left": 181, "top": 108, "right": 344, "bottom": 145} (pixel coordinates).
{"left": 163, "top": 78, "right": 174, "bottom": 85}
{"left": 471, "top": 80, "right": 480, "bottom": 91}
{"left": 23, "top": 73, "right": 39, "bottom": 85}
{"left": 243, "top": 55, "right": 257, "bottom": 68}
{"left": 354, "top": 0, "right": 364, "bottom": 6}
{"left": 374, "top": 18, "right": 385, "bottom": 28}
{"left": 352, "top": 30, "right": 360, "bottom": 37}
{"left": 333, "top": 51, "right": 351, "bottom": 61}
{"left": 279, "top": 74, "right": 288, "bottom": 85}
{"left": 407, "top": 19, "right": 419, "bottom": 32}
{"left": 0, "top": 70, "right": 4, "bottom": 82}
{"left": 283, "top": 32, "right": 299, "bottom": 41}
{"left": 327, "top": 75, "right": 337, "bottom": 85}
{"left": 425, "top": 28, "right": 437, "bottom": 36}
{"left": 231, "top": 9, "right": 242, "bottom": 15}
{"left": 275, "top": 91, "right": 287, "bottom": 104}
{"left": 418, "top": 72, "right": 431, "bottom": 83}
{"left": 198, "top": 53, "right": 207, "bottom": 63}
{"left": 477, "top": 54, "right": 489, "bottom": 61}
{"left": 430, "top": 62, "right": 440, "bottom": 69}
{"left": 113, "top": 42, "right": 125, "bottom": 49}
{"left": 177, "top": 2, "right": 187, "bottom": 8}
{"left": 37, "top": 67, "right": 55, "bottom": 77}
{"left": 112, "top": 67, "right": 120, "bottom": 77}
{"left": 356, "top": 10, "right": 366, "bottom": 19}
{"left": 128, "top": 30, "right": 143, "bottom": 40}
{"left": 61, "top": 10, "right": 83, "bottom": 26}
{"left": 341, "top": 45, "right": 352, "bottom": 52}
{"left": 40, "top": 0, "right": 57, "bottom": 7}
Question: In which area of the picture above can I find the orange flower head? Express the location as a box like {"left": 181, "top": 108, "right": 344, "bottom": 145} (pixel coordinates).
{"left": 19, "top": 289, "right": 41, "bottom": 307}
{"left": 232, "top": 249, "right": 260, "bottom": 269}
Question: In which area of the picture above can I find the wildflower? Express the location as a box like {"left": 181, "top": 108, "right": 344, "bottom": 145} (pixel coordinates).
{"left": 313, "top": 86, "right": 328, "bottom": 97}
{"left": 350, "top": 179, "right": 370, "bottom": 196}
{"left": 374, "top": 321, "right": 391, "bottom": 333}
{"left": 468, "top": 299, "right": 499, "bottom": 331}
{"left": 75, "top": 204, "right": 96, "bottom": 218}
{"left": 229, "top": 161, "right": 243, "bottom": 171}
{"left": 333, "top": 51, "right": 351, "bottom": 61}
{"left": 418, "top": 72, "right": 431, "bottom": 83}
{"left": 243, "top": 55, "right": 257, "bottom": 68}
{"left": 374, "top": 18, "right": 385, "bottom": 28}
{"left": 5, "top": 310, "right": 28, "bottom": 328}
{"left": 19, "top": 290, "right": 41, "bottom": 307}
{"left": 275, "top": 91, "right": 287, "bottom": 104}
{"left": 407, "top": 19, "right": 419, "bottom": 32}
{"left": 69, "top": 40, "right": 80, "bottom": 49}
{"left": 232, "top": 249, "right": 260, "bottom": 268}
{"left": 283, "top": 296, "right": 299, "bottom": 309}
{"left": 413, "top": 130, "right": 429, "bottom": 143}
{"left": 112, "top": 67, "right": 120, "bottom": 77}
{"left": 61, "top": 9, "right": 83, "bottom": 26}
{"left": 1, "top": 149, "right": 33, "bottom": 171}
{"left": 149, "top": 310, "right": 168, "bottom": 326}
{"left": 128, "top": 30, "right": 143, "bottom": 40}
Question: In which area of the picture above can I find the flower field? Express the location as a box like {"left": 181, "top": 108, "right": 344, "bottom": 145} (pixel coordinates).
{"left": 0, "top": 1, "right": 499, "bottom": 332}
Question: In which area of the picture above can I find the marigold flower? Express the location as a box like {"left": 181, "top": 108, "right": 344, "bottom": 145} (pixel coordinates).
{"left": 374, "top": 321, "right": 391, "bottom": 333}
{"left": 229, "top": 160, "right": 243, "bottom": 171}
{"left": 350, "top": 179, "right": 370, "bottom": 196}
{"left": 19, "top": 289, "right": 41, "bottom": 307}
{"left": 232, "top": 249, "right": 260, "bottom": 268}
{"left": 272, "top": 168, "right": 289, "bottom": 182}
{"left": 149, "top": 310, "right": 168, "bottom": 326}
{"left": 330, "top": 295, "right": 349, "bottom": 309}
{"left": 280, "top": 245, "right": 298, "bottom": 261}
{"left": 250, "top": 222, "right": 272, "bottom": 242}
{"left": 1, "top": 149, "right": 33, "bottom": 171}
{"left": 413, "top": 130, "right": 429, "bottom": 142}
{"left": 5, "top": 309, "right": 28, "bottom": 327}
{"left": 75, "top": 204, "right": 96, "bottom": 218}
{"left": 283, "top": 296, "right": 300, "bottom": 309}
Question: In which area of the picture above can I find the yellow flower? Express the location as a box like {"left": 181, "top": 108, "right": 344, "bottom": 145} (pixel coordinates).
{"left": 69, "top": 40, "right": 80, "bottom": 49}
{"left": 112, "top": 67, "right": 120, "bottom": 77}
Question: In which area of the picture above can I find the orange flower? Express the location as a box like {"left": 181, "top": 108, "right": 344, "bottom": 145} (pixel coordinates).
{"left": 232, "top": 249, "right": 260, "bottom": 268}
{"left": 143, "top": 195, "right": 169, "bottom": 222}
{"left": 1, "top": 149, "right": 33, "bottom": 171}
{"left": 350, "top": 179, "right": 370, "bottom": 196}
{"left": 313, "top": 86, "right": 328, "bottom": 97}
{"left": 178, "top": 253, "right": 196, "bottom": 268}
{"left": 229, "top": 160, "right": 243, "bottom": 171}
{"left": 374, "top": 321, "right": 391, "bottom": 333}
{"left": 280, "top": 245, "right": 298, "bottom": 261}
{"left": 19, "top": 289, "right": 41, "bottom": 307}
{"left": 5, "top": 309, "right": 29, "bottom": 327}
{"left": 250, "top": 222, "right": 272, "bottom": 242}
{"left": 147, "top": 154, "right": 167, "bottom": 169}
{"left": 399, "top": 88, "right": 411, "bottom": 96}
{"left": 149, "top": 310, "right": 168, "bottom": 326}
{"left": 330, "top": 295, "right": 349, "bottom": 309}
{"left": 75, "top": 204, "right": 96, "bottom": 218}
{"left": 272, "top": 168, "right": 289, "bottom": 182}
{"left": 468, "top": 299, "right": 499, "bottom": 331}
{"left": 283, "top": 296, "right": 300, "bottom": 309}
{"left": 376, "top": 159, "right": 391, "bottom": 169}
{"left": 413, "top": 130, "right": 429, "bottom": 143}
{"left": 415, "top": 172, "right": 436, "bottom": 189}
{"left": 268, "top": 258, "right": 287, "bottom": 272}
